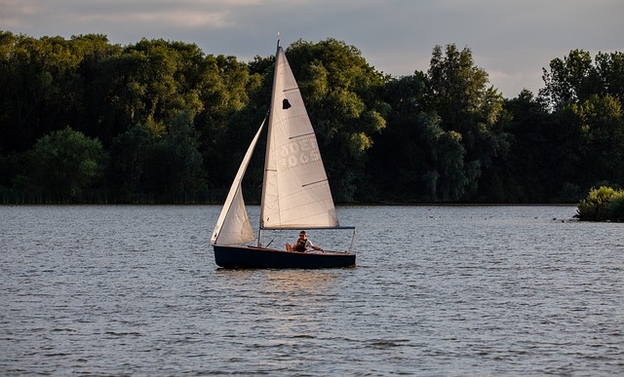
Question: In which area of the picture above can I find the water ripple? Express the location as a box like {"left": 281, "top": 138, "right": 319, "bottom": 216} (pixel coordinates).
{"left": 1, "top": 205, "right": 622, "bottom": 376}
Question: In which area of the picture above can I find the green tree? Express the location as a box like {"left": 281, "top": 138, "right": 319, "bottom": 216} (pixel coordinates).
{"left": 108, "top": 123, "right": 158, "bottom": 202}
{"left": 285, "top": 38, "right": 389, "bottom": 201}
{"left": 567, "top": 94, "right": 624, "bottom": 190}
{"left": 537, "top": 50, "right": 624, "bottom": 200}
{"left": 103, "top": 39, "right": 205, "bottom": 137}
{"left": 370, "top": 71, "right": 476, "bottom": 202}
{"left": 196, "top": 54, "right": 262, "bottom": 195}
{"left": 142, "top": 110, "right": 206, "bottom": 203}
{"left": 595, "top": 51, "right": 624, "bottom": 104}
{"left": 433, "top": 127, "right": 469, "bottom": 201}
{"left": 425, "top": 44, "right": 510, "bottom": 200}
{"left": 540, "top": 49, "right": 602, "bottom": 111}
{"left": 71, "top": 34, "right": 124, "bottom": 144}
{"left": 23, "top": 127, "right": 107, "bottom": 201}
{"left": 368, "top": 74, "right": 428, "bottom": 201}
{"left": 502, "top": 90, "right": 555, "bottom": 201}
{"left": 0, "top": 32, "right": 84, "bottom": 153}
{"left": 577, "top": 186, "right": 624, "bottom": 221}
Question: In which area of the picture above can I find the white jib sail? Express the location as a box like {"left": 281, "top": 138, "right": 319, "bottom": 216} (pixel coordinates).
{"left": 211, "top": 120, "right": 265, "bottom": 245}
{"left": 260, "top": 44, "right": 338, "bottom": 229}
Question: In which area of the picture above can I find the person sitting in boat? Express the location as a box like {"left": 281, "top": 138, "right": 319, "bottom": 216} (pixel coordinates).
{"left": 285, "top": 230, "right": 324, "bottom": 252}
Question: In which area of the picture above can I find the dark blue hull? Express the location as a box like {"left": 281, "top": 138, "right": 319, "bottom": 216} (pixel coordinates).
{"left": 213, "top": 245, "right": 356, "bottom": 269}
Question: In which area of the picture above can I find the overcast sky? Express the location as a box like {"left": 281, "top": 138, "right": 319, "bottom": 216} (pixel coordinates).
{"left": 2, "top": 0, "right": 623, "bottom": 98}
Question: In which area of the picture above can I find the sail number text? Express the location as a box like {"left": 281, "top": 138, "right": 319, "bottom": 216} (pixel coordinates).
{"left": 278, "top": 139, "right": 320, "bottom": 169}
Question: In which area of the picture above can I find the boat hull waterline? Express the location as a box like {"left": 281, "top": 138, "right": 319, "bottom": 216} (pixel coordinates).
{"left": 214, "top": 245, "right": 356, "bottom": 269}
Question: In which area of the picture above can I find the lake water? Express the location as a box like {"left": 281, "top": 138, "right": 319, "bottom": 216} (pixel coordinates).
{"left": 1, "top": 205, "right": 623, "bottom": 376}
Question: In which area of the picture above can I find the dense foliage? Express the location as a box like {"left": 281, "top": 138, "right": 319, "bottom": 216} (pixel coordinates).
{"left": 1, "top": 31, "right": 623, "bottom": 204}
{"left": 577, "top": 186, "right": 624, "bottom": 221}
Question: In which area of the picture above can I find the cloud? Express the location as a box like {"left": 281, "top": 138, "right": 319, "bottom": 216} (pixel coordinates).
{"left": 80, "top": 10, "right": 232, "bottom": 29}
{"left": 0, "top": 0, "right": 43, "bottom": 28}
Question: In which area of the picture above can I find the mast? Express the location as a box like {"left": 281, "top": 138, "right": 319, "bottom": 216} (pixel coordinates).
{"left": 258, "top": 40, "right": 282, "bottom": 237}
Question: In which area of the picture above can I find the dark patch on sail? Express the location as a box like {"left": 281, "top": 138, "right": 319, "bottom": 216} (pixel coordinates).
{"left": 282, "top": 99, "right": 292, "bottom": 109}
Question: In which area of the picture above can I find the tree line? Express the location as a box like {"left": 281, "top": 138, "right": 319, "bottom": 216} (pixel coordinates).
{"left": 1, "top": 31, "right": 623, "bottom": 204}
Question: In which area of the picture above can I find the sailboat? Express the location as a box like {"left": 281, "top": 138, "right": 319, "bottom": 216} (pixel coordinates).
{"left": 210, "top": 41, "right": 356, "bottom": 269}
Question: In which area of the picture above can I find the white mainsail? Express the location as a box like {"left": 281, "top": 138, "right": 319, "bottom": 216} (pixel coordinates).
{"left": 212, "top": 41, "right": 339, "bottom": 248}
{"left": 211, "top": 120, "right": 265, "bottom": 245}
{"left": 260, "top": 43, "right": 339, "bottom": 229}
